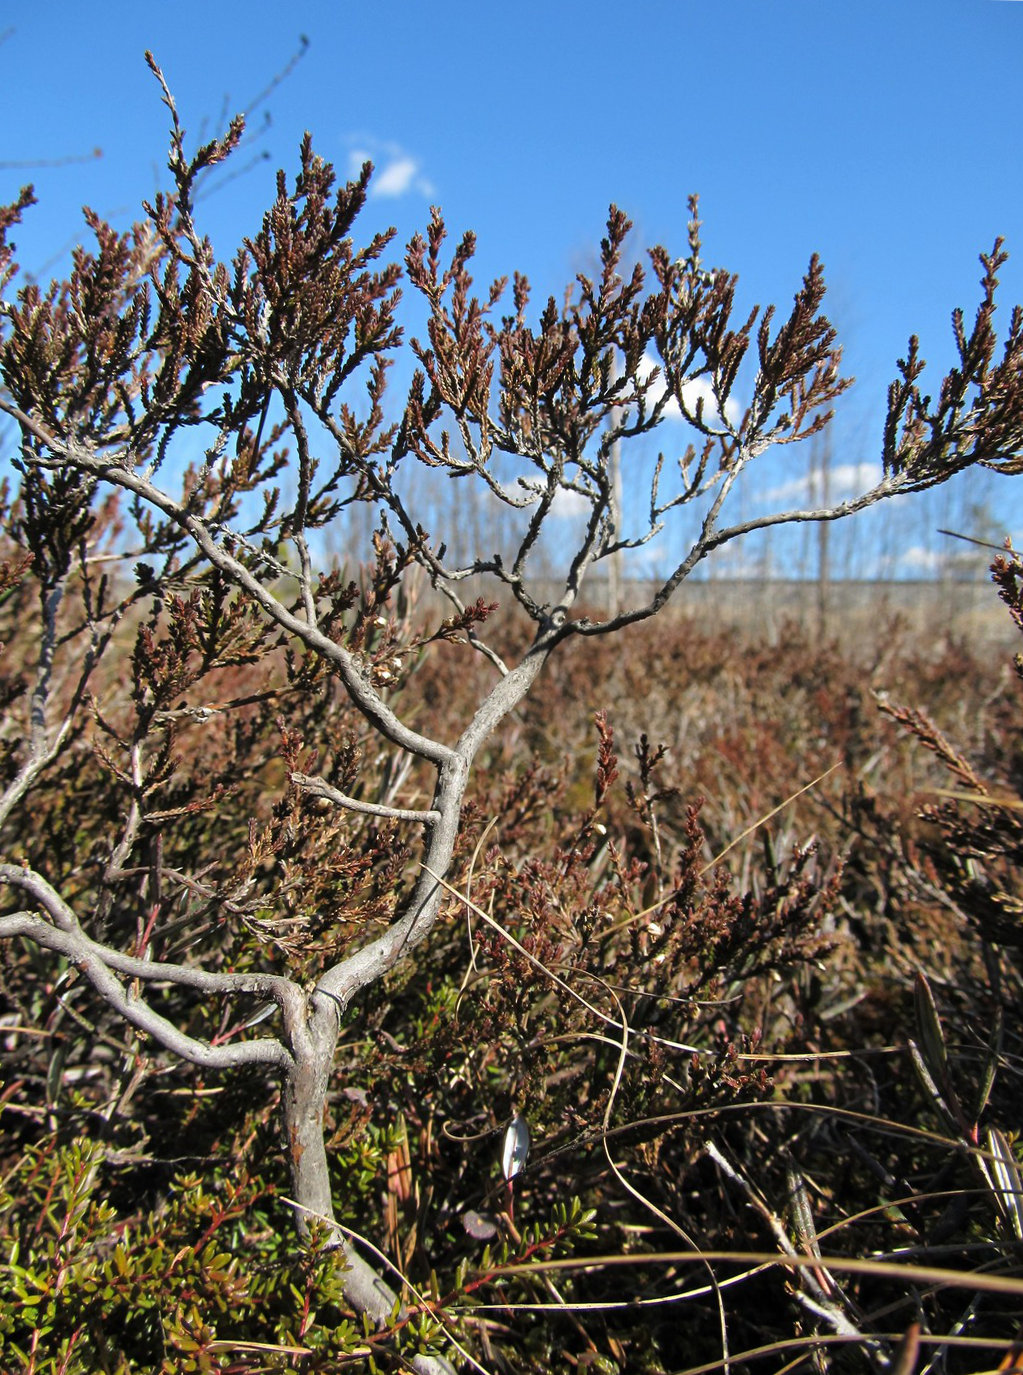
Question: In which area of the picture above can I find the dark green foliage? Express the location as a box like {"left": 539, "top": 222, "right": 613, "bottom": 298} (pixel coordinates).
{"left": 0, "top": 1134, "right": 367, "bottom": 1373}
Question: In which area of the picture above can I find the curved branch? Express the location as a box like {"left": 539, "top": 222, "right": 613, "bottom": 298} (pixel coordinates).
{"left": 318, "top": 631, "right": 562, "bottom": 1008}
{"left": 703, "top": 472, "right": 907, "bottom": 549}
{"left": 569, "top": 469, "right": 912, "bottom": 639}
{"left": 0, "top": 403, "right": 455, "bottom": 770}
{"left": 0, "top": 860, "right": 300, "bottom": 994}
{"left": 0, "top": 909, "right": 293, "bottom": 1072}
{"left": 291, "top": 772, "right": 441, "bottom": 823}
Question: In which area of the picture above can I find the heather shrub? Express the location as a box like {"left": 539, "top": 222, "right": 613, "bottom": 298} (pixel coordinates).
{"left": 7, "top": 582, "right": 1022, "bottom": 1371}
{"left": 2, "top": 57, "right": 1023, "bottom": 1373}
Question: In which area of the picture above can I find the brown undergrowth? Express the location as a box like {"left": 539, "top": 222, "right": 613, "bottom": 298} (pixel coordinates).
{"left": 2, "top": 549, "right": 1021, "bottom": 1373}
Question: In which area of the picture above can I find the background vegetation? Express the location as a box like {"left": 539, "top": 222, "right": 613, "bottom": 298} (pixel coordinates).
{"left": 2, "top": 555, "right": 1022, "bottom": 1373}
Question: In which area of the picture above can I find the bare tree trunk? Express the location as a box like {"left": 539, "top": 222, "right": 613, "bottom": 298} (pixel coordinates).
{"left": 272, "top": 651, "right": 560, "bottom": 1372}
{"left": 281, "top": 1030, "right": 340, "bottom": 1238}
{"left": 281, "top": 1009, "right": 456, "bottom": 1375}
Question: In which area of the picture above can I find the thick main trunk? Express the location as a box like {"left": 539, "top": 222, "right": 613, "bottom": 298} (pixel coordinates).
{"left": 277, "top": 647, "right": 570, "bottom": 1370}
{"left": 282, "top": 1007, "right": 456, "bottom": 1374}
{"left": 282, "top": 1048, "right": 341, "bottom": 1235}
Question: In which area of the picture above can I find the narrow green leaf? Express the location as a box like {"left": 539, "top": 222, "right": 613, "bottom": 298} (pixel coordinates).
{"left": 786, "top": 1164, "right": 821, "bottom": 1258}
{"left": 913, "top": 971, "right": 948, "bottom": 1084}
{"left": 907, "top": 1039, "right": 955, "bottom": 1130}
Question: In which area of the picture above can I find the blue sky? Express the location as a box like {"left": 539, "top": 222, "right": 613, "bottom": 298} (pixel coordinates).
{"left": 2, "top": 0, "right": 1021, "bottom": 579}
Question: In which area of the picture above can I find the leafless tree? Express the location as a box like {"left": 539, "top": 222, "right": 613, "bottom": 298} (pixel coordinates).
{"left": 1, "top": 57, "right": 1021, "bottom": 1370}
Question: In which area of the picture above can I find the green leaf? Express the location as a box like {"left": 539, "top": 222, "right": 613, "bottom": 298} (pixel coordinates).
{"left": 913, "top": 971, "right": 948, "bottom": 1083}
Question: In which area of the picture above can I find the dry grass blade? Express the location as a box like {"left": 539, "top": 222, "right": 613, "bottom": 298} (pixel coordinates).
{"left": 707, "top": 1143, "right": 871, "bottom": 1346}
{"left": 927, "top": 788, "right": 1023, "bottom": 810}
{"left": 663, "top": 1327, "right": 1021, "bottom": 1375}
{"left": 496, "top": 1249, "right": 1023, "bottom": 1298}
{"left": 601, "top": 760, "right": 843, "bottom": 937}
{"left": 699, "top": 761, "right": 842, "bottom": 876}
{"left": 995, "top": 1337, "right": 1023, "bottom": 1375}
{"left": 980, "top": 1126, "right": 1023, "bottom": 1241}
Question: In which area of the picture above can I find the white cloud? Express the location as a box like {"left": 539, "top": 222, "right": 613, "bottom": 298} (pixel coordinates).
{"left": 347, "top": 139, "right": 435, "bottom": 200}
{"left": 897, "top": 546, "right": 947, "bottom": 574}
{"left": 761, "top": 462, "right": 882, "bottom": 506}
{"left": 518, "top": 483, "right": 589, "bottom": 520}
{"left": 372, "top": 157, "right": 420, "bottom": 198}
{"left": 637, "top": 352, "right": 742, "bottom": 428}
{"left": 548, "top": 486, "right": 590, "bottom": 520}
